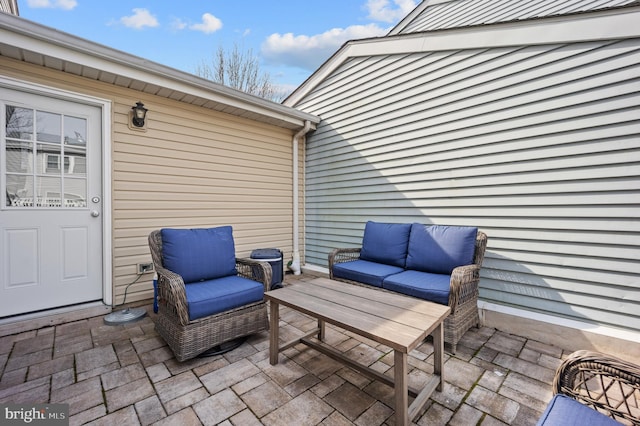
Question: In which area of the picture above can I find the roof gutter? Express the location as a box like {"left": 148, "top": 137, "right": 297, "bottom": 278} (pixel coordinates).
{"left": 289, "top": 120, "right": 312, "bottom": 275}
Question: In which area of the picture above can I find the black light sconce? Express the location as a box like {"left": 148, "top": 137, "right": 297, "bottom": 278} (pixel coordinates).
{"left": 131, "top": 102, "right": 148, "bottom": 128}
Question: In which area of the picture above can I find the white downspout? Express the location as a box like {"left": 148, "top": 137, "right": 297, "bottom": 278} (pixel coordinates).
{"left": 290, "top": 120, "right": 311, "bottom": 275}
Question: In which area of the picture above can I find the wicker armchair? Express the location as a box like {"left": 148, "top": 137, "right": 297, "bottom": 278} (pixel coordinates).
{"left": 148, "top": 229, "right": 271, "bottom": 362}
{"left": 329, "top": 230, "right": 487, "bottom": 353}
{"left": 550, "top": 350, "right": 640, "bottom": 425}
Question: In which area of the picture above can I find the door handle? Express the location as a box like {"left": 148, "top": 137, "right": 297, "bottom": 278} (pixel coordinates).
{"left": 90, "top": 210, "right": 100, "bottom": 217}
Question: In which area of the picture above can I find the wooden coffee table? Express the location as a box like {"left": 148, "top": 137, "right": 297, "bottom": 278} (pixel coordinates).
{"left": 265, "top": 277, "right": 450, "bottom": 425}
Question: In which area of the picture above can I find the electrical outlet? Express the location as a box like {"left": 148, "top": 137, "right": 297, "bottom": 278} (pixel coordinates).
{"left": 137, "top": 262, "right": 154, "bottom": 274}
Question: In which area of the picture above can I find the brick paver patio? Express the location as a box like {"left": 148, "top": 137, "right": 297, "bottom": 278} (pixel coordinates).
{"left": 0, "top": 273, "right": 567, "bottom": 425}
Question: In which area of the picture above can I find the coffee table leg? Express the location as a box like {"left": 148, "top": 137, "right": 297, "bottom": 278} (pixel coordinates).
{"left": 269, "top": 301, "right": 280, "bottom": 365}
{"left": 395, "top": 350, "right": 409, "bottom": 426}
{"left": 433, "top": 322, "right": 444, "bottom": 391}
{"left": 317, "top": 319, "right": 325, "bottom": 341}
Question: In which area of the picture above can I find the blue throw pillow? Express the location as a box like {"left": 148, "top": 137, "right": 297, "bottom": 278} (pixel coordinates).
{"left": 359, "top": 221, "right": 412, "bottom": 268}
{"left": 161, "top": 226, "right": 237, "bottom": 283}
{"left": 406, "top": 224, "right": 477, "bottom": 274}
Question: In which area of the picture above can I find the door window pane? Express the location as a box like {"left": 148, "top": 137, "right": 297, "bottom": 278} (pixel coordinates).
{"left": 62, "top": 116, "right": 87, "bottom": 204}
{"left": 36, "top": 111, "right": 61, "bottom": 143}
{"left": 64, "top": 116, "right": 86, "bottom": 147}
{"left": 6, "top": 175, "right": 34, "bottom": 207}
{"left": 70, "top": 154, "right": 86, "bottom": 175}
{"left": 35, "top": 175, "right": 61, "bottom": 207}
{"left": 5, "top": 106, "right": 33, "bottom": 139}
{"left": 64, "top": 148, "right": 87, "bottom": 177}
{"left": 36, "top": 143, "right": 61, "bottom": 174}
{"left": 64, "top": 177, "right": 87, "bottom": 207}
{"left": 5, "top": 140, "right": 33, "bottom": 173}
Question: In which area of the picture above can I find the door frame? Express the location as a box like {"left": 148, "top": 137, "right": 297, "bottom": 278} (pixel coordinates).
{"left": 1, "top": 75, "right": 113, "bottom": 307}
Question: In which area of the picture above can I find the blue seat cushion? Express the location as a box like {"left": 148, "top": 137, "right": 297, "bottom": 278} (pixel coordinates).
{"left": 406, "top": 224, "right": 477, "bottom": 275}
{"left": 332, "top": 259, "right": 404, "bottom": 288}
{"left": 360, "top": 221, "right": 412, "bottom": 268}
{"left": 184, "top": 275, "right": 264, "bottom": 321}
{"left": 161, "top": 226, "right": 237, "bottom": 283}
{"left": 382, "top": 270, "right": 451, "bottom": 305}
{"left": 536, "top": 394, "right": 621, "bottom": 426}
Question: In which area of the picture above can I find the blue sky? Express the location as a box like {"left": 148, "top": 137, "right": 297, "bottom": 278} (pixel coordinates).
{"left": 18, "top": 0, "right": 419, "bottom": 94}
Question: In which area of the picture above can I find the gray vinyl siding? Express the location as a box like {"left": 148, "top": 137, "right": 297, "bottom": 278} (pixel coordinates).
{"left": 296, "top": 38, "right": 640, "bottom": 332}
{"left": 395, "top": 0, "right": 640, "bottom": 34}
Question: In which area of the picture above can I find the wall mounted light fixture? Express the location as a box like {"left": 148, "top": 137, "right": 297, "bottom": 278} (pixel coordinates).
{"left": 131, "top": 102, "right": 148, "bottom": 128}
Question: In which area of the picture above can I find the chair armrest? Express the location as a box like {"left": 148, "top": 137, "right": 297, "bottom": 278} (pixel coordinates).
{"left": 236, "top": 257, "right": 272, "bottom": 292}
{"left": 328, "top": 248, "right": 361, "bottom": 279}
{"left": 553, "top": 350, "right": 640, "bottom": 425}
{"left": 449, "top": 264, "right": 480, "bottom": 314}
{"left": 154, "top": 264, "right": 190, "bottom": 326}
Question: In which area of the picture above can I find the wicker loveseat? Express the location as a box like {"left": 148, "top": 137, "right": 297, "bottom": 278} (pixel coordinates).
{"left": 148, "top": 226, "right": 271, "bottom": 361}
{"left": 329, "top": 221, "right": 487, "bottom": 353}
{"left": 537, "top": 350, "right": 640, "bottom": 425}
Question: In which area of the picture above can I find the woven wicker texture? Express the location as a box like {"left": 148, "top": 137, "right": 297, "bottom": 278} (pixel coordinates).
{"left": 148, "top": 230, "right": 270, "bottom": 362}
{"left": 329, "top": 231, "right": 488, "bottom": 353}
{"left": 553, "top": 350, "right": 640, "bottom": 425}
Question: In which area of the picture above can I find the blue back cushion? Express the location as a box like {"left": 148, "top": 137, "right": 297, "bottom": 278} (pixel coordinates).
{"left": 359, "top": 221, "right": 412, "bottom": 268}
{"left": 406, "top": 224, "right": 477, "bottom": 274}
{"left": 161, "top": 226, "right": 237, "bottom": 283}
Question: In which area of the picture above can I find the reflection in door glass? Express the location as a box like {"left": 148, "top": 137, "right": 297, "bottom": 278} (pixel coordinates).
{"left": 4, "top": 106, "right": 88, "bottom": 208}
{"left": 36, "top": 111, "right": 61, "bottom": 143}
{"left": 62, "top": 115, "right": 88, "bottom": 205}
{"left": 64, "top": 177, "right": 87, "bottom": 207}
{"left": 5, "top": 140, "right": 32, "bottom": 174}
{"left": 64, "top": 116, "right": 86, "bottom": 147}
{"left": 5, "top": 106, "right": 33, "bottom": 139}
{"left": 35, "top": 175, "right": 61, "bottom": 207}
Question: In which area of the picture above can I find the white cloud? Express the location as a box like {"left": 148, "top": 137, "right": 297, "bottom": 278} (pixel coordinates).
{"left": 261, "top": 1, "right": 417, "bottom": 72}
{"left": 171, "top": 18, "right": 188, "bottom": 31}
{"left": 262, "top": 23, "right": 388, "bottom": 70}
{"left": 189, "top": 13, "right": 223, "bottom": 34}
{"left": 120, "top": 8, "right": 159, "bottom": 30}
{"left": 365, "top": 0, "right": 418, "bottom": 23}
{"left": 26, "top": 0, "right": 77, "bottom": 10}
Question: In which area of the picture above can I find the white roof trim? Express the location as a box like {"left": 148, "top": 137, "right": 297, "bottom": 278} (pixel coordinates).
{"left": 388, "top": 0, "right": 432, "bottom": 36}
{"left": 285, "top": 5, "right": 640, "bottom": 106}
{"left": 0, "top": 13, "right": 319, "bottom": 129}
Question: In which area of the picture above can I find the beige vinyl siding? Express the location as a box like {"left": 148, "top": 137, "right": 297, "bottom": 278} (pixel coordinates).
{"left": 1, "top": 56, "right": 299, "bottom": 305}
{"left": 295, "top": 38, "right": 640, "bottom": 332}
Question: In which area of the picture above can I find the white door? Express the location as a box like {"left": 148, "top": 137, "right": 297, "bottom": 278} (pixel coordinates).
{"left": 1, "top": 89, "right": 103, "bottom": 317}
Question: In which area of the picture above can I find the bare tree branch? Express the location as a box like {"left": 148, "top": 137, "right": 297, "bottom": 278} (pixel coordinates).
{"left": 196, "top": 42, "right": 287, "bottom": 102}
